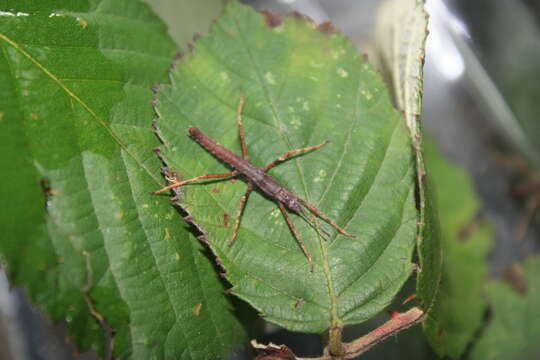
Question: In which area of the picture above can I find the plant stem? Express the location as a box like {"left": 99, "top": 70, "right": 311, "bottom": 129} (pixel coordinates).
{"left": 328, "top": 326, "right": 344, "bottom": 357}
{"left": 253, "top": 307, "right": 424, "bottom": 359}
{"left": 342, "top": 307, "right": 424, "bottom": 358}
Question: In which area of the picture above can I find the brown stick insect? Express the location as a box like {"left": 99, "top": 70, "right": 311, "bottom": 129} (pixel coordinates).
{"left": 154, "top": 94, "right": 355, "bottom": 267}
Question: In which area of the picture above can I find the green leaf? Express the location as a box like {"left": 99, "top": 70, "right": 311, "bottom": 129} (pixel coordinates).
{"left": 0, "top": 1, "right": 247, "bottom": 358}
{"left": 375, "top": 0, "right": 428, "bottom": 138}
{"left": 471, "top": 256, "right": 540, "bottom": 360}
{"left": 154, "top": 2, "right": 417, "bottom": 333}
{"left": 374, "top": 0, "right": 442, "bottom": 319}
{"left": 423, "top": 137, "right": 493, "bottom": 358}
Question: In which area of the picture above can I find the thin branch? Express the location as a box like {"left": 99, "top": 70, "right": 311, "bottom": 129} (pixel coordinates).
{"left": 342, "top": 307, "right": 424, "bottom": 358}
{"left": 252, "top": 307, "right": 425, "bottom": 359}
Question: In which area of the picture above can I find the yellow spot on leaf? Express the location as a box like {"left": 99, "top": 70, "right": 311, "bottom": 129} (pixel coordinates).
{"left": 77, "top": 17, "right": 88, "bottom": 28}
{"left": 175, "top": 253, "right": 180, "bottom": 261}
{"left": 290, "top": 116, "right": 301, "bottom": 129}
{"left": 361, "top": 89, "right": 373, "bottom": 101}
{"left": 271, "top": 208, "right": 280, "bottom": 218}
{"left": 314, "top": 169, "right": 327, "bottom": 183}
{"left": 337, "top": 68, "right": 348, "bottom": 78}
{"left": 265, "top": 72, "right": 277, "bottom": 85}
{"left": 192, "top": 303, "right": 202, "bottom": 316}
{"left": 30, "top": 113, "right": 38, "bottom": 120}
{"left": 164, "top": 228, "right": 171, "bottom": 239}
{"left": 331, "top": 46, "right": 346, "bottom": 60}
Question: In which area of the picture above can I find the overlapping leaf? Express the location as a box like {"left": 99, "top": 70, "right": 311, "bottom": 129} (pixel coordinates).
{"left": 424, "top": 137, "right": 493, "bottom": 358}
{"left": 0, "top": 1, "right": 247, "bottom": 358}
{"left": 155, "top": 2, "right": 417, "bottom": 333}
{"left": 375, "top": 0, "right": 442, "bottom": 322}
{"left": 471, "top": 256, "right": 540, "bottom": 360}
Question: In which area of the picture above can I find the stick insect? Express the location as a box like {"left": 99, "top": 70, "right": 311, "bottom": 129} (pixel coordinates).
{"left": 154, "top": 94, "right": 355, "bottom": 267}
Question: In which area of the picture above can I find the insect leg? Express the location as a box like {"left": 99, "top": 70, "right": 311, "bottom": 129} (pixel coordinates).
{"left": 297, "top": 198, "right": 355, "bottom": 238}
{"left": 152, "top": 172, "right": 236, "bottom": 195}
{"left": 264, "top": 141, "right": 329, "bottom": 172}
{"left": 229, "top": 183, "right": 253, "bottom": 246}
{"left": 236, "top": 92, "right": 249, "bottom": 159}
{"left": 278, "top": 202, "right": 314, "bottom": 271}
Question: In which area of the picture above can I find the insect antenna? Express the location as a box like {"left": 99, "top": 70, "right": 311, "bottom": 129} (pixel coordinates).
{"left": 297, "top": 208, "right": 331, "bottom": 240}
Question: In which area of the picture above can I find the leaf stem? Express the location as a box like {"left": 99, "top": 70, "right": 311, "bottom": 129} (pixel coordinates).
{"left": 328, "top": 326, "right": 344, "bottom": 357}
{"left": 341, "top": 307, "right": 424, "bottom": 358}
{"left": 253, "top": 307, "right": 424, "bottom": 359}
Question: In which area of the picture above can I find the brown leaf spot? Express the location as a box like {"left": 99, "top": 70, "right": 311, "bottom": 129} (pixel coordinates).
{"left": 289, "top": 10, "right": 308, "bottom": 21}
{"left": 503, "top": 263, "right": 528, "bottom": 295}
{"left": 294, "top": 298, "right": 306, "bottom": 309}
{"left": 437, "top": 326, "right": 445, "bottom": 338}
{"left": 40, "top": 177, "right": 53, "bottom": 198}
{"left": 318, "top": 21, "right": 335, "bottom": 34}
{"left": 457, "top": 213, "right": 483, "bottom": 241}
{"left": 77, "top": 17, "right": 88, "bottom": 28}
{"left": 260, "top": 9, "right": 283, "bottom": 28}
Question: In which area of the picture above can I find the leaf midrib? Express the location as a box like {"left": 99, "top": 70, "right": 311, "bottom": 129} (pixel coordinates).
{"left": 230, "top": 11, "right": 339, "bottom": 329}
{"left": 0, "top": 31, "right": 162, "bottom": 185}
